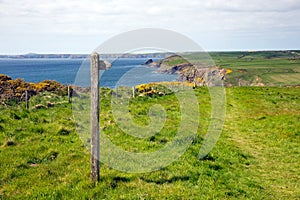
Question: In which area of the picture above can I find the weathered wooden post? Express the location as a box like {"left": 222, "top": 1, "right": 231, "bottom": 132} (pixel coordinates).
{"left": 90, "top": 53, "right": 111, "bottom": 182}
{"left": 132, "top": 86, "right": 135, "bottom": 98}
{"left": 25, "top": 90, "right": 29, "bottom": 109}
{"left": 91, "top": 53, "right": 100, "bottom": 182}
{"left": 68, "top": 85, "right": 71, "bottom": 103}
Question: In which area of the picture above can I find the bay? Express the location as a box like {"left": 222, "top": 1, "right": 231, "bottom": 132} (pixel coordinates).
{"left": 0, "top": 58, "right": 177, "bottom": 88}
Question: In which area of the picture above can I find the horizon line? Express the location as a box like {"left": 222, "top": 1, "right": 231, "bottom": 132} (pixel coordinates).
{"left": 0, "top": 49, "right": 299, "bottom": 56}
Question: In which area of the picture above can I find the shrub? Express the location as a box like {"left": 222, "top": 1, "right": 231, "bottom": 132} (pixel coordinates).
{"left": 0, "top": 124, "right": 4, "bottom": 132}
{"left": 5, "top": 140, "right": 15, "bottom": 146}
{"left": 57, "top": 128, "right": 71, "bottom": 136}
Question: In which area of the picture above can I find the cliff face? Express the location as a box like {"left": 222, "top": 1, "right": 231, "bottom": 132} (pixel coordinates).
{"left": 178, "top": 66, "right": 226, "bottom": 86}
{"left": 147, "top": 55, "right": 227, "bottom": 86}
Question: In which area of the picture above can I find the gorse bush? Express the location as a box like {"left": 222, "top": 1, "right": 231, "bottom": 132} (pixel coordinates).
{"left": 0, "top": 74, "right": 69, "bottom": 105}
{"left": 135, "top": 81, "right": 194, "bottom": 96}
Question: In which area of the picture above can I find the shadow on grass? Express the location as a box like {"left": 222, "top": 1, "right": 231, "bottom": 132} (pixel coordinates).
{"left": 140, "top": 175, "right": 190, "bottom": 184}
{"left": 108, "top": 176, "right": 132, "bottom": 189}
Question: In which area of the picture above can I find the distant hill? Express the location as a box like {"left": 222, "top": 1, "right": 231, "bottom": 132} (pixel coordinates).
{"left": 1, "top": 50, "right": 299, "bottom": 59}
{"left": 0, "top": 53, "right": 171, "bottom": 59}
{"left": 0, "top": 54, "right": 89, "bottom": 59}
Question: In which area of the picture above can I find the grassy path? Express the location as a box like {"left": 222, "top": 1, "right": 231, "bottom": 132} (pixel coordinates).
{"left": 0, "top": 87, "right": 299, "bottom": 199}
{"left": 226, "top": 87, "right": 300, "bottom": 199}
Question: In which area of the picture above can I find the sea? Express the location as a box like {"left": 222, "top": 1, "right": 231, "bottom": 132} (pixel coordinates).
{"left": 0, "top": 58, "right": 177, "bottom": 88}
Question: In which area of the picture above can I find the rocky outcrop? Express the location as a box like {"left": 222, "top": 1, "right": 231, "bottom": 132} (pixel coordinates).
{"left": 143, "top": 59, "right": 154, "bottom": 65}
{"left": 177, "top": 65, "right": 226, "bottom": 86}
{"left": 0, "top": 74, "right": 12, "bottom": 81}
{"left": 99, "top": 60, "right": 112, "bottom": 70}
{"left": 145, "top": 55, "right": 227, "bottom": 86}
{"left": 157, "top": 63, "right": 193, "bottom": 74}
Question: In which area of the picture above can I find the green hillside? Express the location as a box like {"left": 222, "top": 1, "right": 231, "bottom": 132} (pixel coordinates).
{"left": 155, "top": 51, "right": 300, "bottom": 86}
{"left": 0, "top": 86, "right": 299, "bottom": 199}
{"left": 211, "top": 51, "right": 300, "bottom": 86}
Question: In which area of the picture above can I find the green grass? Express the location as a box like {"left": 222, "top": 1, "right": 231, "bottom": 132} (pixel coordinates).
{"left": 266, "top": 73, "right": 300, "bottom": 85}
{"left": 0, "top": 86, "right": 299, "bottom": 199}
{"left": 165, "top": 51, "right": 300, "bottom": 86}
{"left": 211, "top": 51, "right": 300, "bottom": 86}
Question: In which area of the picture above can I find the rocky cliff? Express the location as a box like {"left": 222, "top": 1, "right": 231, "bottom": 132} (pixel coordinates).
{"left": 146, "top": 55, "right": 228, "bottom": 86}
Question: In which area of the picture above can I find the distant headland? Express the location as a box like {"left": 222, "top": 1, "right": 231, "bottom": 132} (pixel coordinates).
{"left": 0, "top": 53, "right": 171, "bottom": 59}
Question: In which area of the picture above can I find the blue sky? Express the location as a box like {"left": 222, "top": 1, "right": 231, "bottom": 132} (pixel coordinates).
{"left": 0, "top": 0, "right": 300, "bottom": 54}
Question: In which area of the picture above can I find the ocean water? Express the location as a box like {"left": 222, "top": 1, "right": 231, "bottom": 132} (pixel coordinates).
{"left": 0, "top": 58, "right": 177, "bottom": 88}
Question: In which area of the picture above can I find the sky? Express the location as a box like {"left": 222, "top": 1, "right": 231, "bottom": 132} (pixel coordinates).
{"left": 0, "top": 0, "right": 300, "bottom": 54}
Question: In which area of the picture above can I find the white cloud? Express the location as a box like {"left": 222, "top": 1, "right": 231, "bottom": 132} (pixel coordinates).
{"left": 0, "top": 0, "right": 299, "bottom": 53}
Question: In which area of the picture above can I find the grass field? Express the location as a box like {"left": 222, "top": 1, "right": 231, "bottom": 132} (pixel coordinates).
{"left": 214, "top": 51, "right": 300, "bottom": 86}
{"left": 179, "top": 51, "right": 300, "bottom": 86}
{"left": 267, "top": 73, "right": 300, "bottom": 85}
{"left": 0, "top": 86, "right": 299, "bottom": 199}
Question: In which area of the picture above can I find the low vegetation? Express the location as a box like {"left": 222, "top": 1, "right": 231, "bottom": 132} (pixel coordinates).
{"left": 134, "top": 81, "right": 194, "bottom": 96}
{"left": 0, "top": 74, "right": 69, "bottom": 105}
{"left": 0, "top": 50, "right": 299, "bottom": 199}
{"left": 0, "top": 86, "right": 299, "bottom": 199}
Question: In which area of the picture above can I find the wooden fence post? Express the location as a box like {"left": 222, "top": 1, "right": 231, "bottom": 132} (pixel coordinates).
{"left": 68, "top": 85, "right": 71, "bottom": 103}
{"left": 91, "top": 52, "right": 100, "bottom": 182}
{"left": 25, "top": 90, "right": 29, "bottom": 109}
{"left": 132, "top": 86, "right": 135, "bottom": 98}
